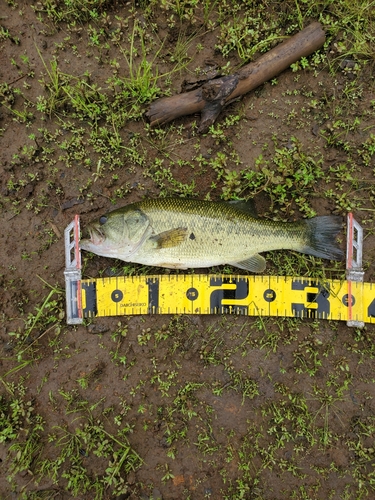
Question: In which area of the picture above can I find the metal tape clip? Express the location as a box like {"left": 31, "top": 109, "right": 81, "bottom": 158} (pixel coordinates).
{"left": 64, "top": 215, "right": 83, "bottom": 325}
{"left": 346, "top": 213, "right": 364, "bottom": 328}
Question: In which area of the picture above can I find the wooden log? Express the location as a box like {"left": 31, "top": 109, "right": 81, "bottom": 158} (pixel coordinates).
{"left": 146, "top": 22, "right": 326, "bottom": 132}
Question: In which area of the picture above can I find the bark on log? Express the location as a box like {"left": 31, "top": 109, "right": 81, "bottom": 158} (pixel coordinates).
{"left": 146, "top": 22, "right": 326, "bottom": 132}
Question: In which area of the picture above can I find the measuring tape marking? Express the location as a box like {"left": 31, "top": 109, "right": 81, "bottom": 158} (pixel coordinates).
{"left": 77, "top": 274, "right": 375, "bottom": 323}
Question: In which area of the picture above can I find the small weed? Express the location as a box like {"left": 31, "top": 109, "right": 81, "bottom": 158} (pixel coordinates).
{"left": 241, "top": 137, "right": 325, "bottom": 216}
{"left": 2, "top": 1, "right": 375, "bottom": 499}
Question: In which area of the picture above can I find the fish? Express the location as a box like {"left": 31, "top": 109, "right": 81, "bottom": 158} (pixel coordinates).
{"left": 79, "top": 198, "right": 343, "bottom": 272}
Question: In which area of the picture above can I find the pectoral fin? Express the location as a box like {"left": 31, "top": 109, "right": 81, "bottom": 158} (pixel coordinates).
{"left": 151, "top": 227, "right": 188, "bottom": 248}
{"left": 230, "top": 254, "right": 266, "bottom": 273}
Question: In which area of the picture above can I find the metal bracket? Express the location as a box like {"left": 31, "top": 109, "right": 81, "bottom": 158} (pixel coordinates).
{"left": 64, "top": 215, "right": 83, "bottom": 325}
{"left": 346, "top": 213, "right": 364, "bottom": 328}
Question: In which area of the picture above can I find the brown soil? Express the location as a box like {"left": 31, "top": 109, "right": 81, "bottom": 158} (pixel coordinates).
{"left": 1, "top": 3, "right": 375, "bottom": 500}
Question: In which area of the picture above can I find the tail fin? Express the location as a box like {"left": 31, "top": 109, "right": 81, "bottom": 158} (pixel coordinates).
{"left": 302, "top": 216, "right": 343, "bottom": 261}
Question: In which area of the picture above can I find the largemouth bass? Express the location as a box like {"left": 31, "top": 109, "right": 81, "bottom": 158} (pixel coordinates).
{"left": 79, "top": 198, "right": 343, "bottom": 272}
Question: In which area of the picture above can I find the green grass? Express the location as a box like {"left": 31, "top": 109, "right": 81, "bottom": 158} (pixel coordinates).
{"left": 2, "top": 0, "right": 375, "bottom": 498}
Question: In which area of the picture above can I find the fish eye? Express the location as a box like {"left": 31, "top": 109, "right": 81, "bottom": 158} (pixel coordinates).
{"left": 99, "top": 215, "right": 107, "bottom": 225}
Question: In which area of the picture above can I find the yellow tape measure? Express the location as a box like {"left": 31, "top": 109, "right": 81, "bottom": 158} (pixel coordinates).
{"left": 64, "top": 213, "right": 371, "bottom": 327}
{"left": 78, "top": 274, "right": 374, "bottom": 324}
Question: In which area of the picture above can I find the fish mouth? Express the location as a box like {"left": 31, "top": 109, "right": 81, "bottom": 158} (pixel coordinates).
{"left": 81, "top": 224, "right": 105, "bottom": 245}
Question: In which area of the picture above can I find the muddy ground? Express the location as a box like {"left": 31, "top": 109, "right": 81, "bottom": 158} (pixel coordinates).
{"left": 1, "top": 1, "right": 375, "bottom": 499}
